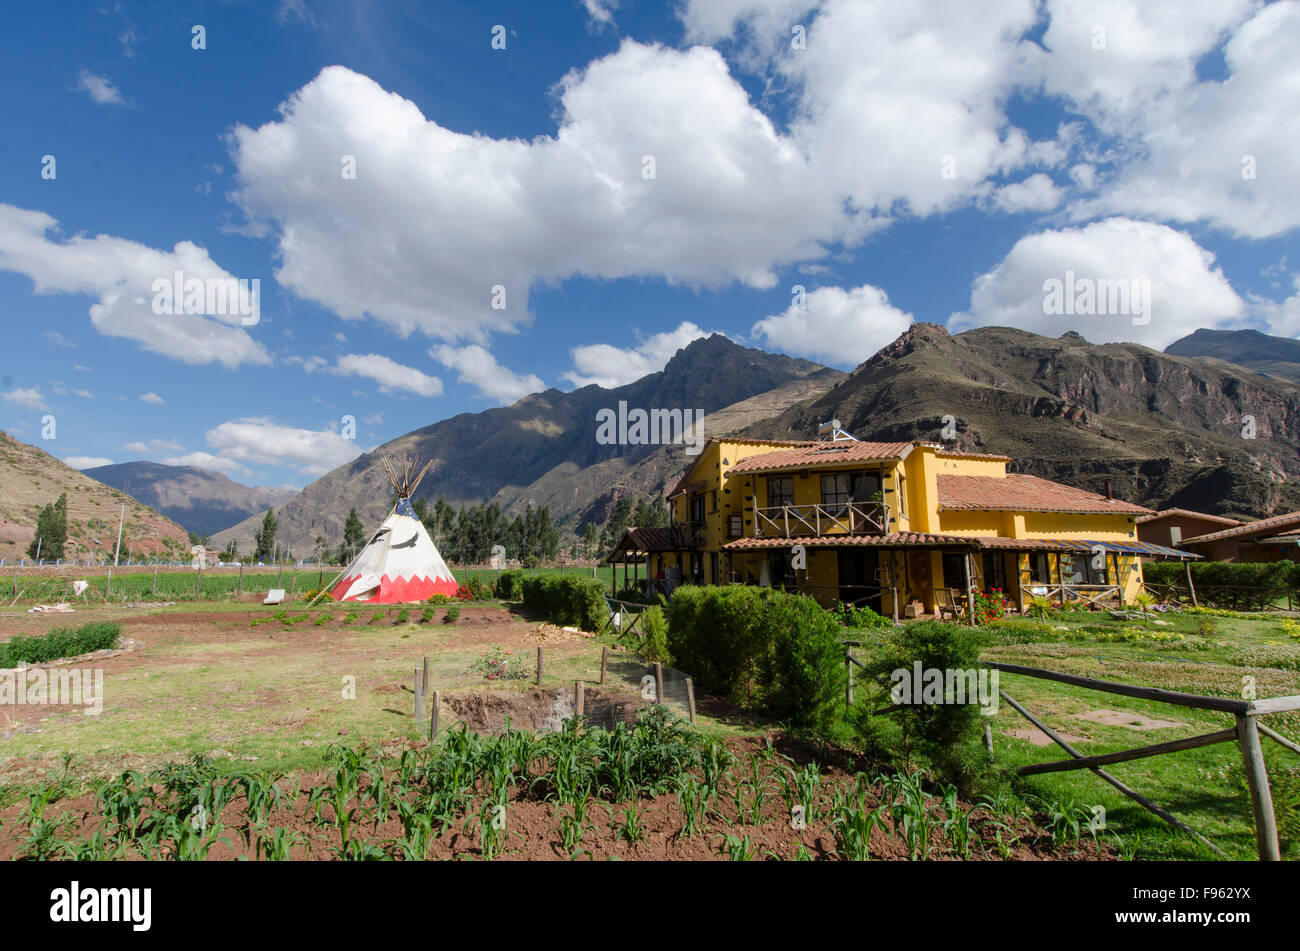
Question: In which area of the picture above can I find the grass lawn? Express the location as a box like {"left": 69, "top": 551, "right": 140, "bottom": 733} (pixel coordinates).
{"left": 857, "top": 608, "right": 1300, "bottom": 860}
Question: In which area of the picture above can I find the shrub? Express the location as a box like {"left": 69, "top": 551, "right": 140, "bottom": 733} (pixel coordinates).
{"left": 444, "top": 606, "right": 460, "bottom": 624}
{"left": 665, "top": 585, "right": 845, "bottom": 731}
{"left": 367, "top": 610, "right": 386, "bottom": 625}
{"left": 640, "top": 605, "right": 670, "bottom": 663}
{"left": 855, "top": 621, "right": 992, "bottom": 793}
{"left": 395, "top": 608, "right": 410, "bottom": 624}
{"left": 494, "top": 569, "right": 525, "bottom": 601}
{"left": 831, "top": 601, "right": 891, "bottom": 630}
{"left": 0, "top": 622, "right": 121, "bottom": 667}
{"left": 464, "top": 575, "right": 494, "bottom": 601}
{"left": 520, "top": 575, "right": 608, "bottom": 632}
{"left": 419, "top": 607, "right": 436, "bottom": 624}
{"left": 468, "top": 645, "right": 525, "bottom": 681}
{"left": 972, "top": 589, "right": 1013, "bottom": 624}
{"left": 426, "top": 593, "right": 454, "bottom": 604}
{"left": 1196, "top": 616, "right": 1217, "bottom": 638}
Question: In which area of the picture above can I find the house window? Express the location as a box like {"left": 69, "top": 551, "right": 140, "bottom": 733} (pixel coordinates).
{"left": 727, "top": 514, "right": 742, "bottom": 538}
{"left": 767, "top": 476, "right": 795, "bottom": 507}
{"left": 710, "top": 489, "right": 718, "bottom": 513}
{"left": 689, "top": 495, "right": 705, "bottom": 530}
{"left": 898, "top": 474, "right": 907, "bottom": 518}
{"left": 821, "top": 473, "right": 851, "bottom": 510}
{"left": 982, "top": 552, "right": 1007, "bottom": 592}
{"left": 1028, "top": 552, "right": 1051, "bottom": 585}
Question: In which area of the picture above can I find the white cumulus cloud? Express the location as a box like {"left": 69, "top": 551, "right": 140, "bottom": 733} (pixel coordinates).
{"left": 948, "top": 217, "right": 1245, "bottom": 349}
{"left": 753, "top": 284, "right": 913, "bottom": 366}
{"left": 65, "top": 456, "right": 114, "bottom": 469}
{"left": 0, "top": 205, "right": 271, "bottom": 369}
{"left": 564, "top": 322, "right": 714, "bottom": 389}
{"left": 430, "top": 345, "right": 544, "bottom": 404}
{"left": 332, "top": 353, "right": 442, "bottom": 397}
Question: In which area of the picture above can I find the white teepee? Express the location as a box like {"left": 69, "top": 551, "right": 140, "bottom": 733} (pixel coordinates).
{"left": 330, "top": 454, "right": 458, "bottom": 603}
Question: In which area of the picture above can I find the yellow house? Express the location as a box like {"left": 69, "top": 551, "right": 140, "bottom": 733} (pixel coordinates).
{"left": 605, "top": 429, "right": 1196, "bottom": 619}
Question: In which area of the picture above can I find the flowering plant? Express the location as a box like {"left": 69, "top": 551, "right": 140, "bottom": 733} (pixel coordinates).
{"left": 973, "top": 588, "right": 1014, "bottom": 624}
{"left": 468, "top": 645, "right": 527, "bottom": 681}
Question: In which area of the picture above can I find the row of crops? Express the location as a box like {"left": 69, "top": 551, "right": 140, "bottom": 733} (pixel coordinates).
{"left": 7, "top": 706, "right": 1116, "bottom": 861}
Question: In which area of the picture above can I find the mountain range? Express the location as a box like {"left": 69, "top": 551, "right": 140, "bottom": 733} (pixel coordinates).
{"left": 208, "top": 325, "right": 1300, "bottom": 557}
{"left": 5, "top": 323, "right": 1298, "bottom": 563}
{"left": 0, "top": 431, "right": 190, "bottom": 562}
{"left": 81, "top": 462, "right": 298, "bottom": 539}
{"left": 1165, "top": 328, "right": 1300, "bottom": 384}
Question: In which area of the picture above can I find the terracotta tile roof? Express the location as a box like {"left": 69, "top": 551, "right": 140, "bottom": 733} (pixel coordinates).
{"left": 1136, "top": 508, "right": 1241, "bottom": 526}
{"left": 937, "top": 474, "right": 1153, "bottom": 516}
{"left": 720, "top": 533, "right": 1071, "bottom": 551}
{"left": 665, "top": 437, "right": 805, "bottom": 497}
{"left": 1177, "top": 510, "right": 1300, "bottom": 545}
{"left": 934, "top": 448, "right": 1014, "bottom": 462}
{"left": 727, "top": 441, "right": 914, "bottom": 475}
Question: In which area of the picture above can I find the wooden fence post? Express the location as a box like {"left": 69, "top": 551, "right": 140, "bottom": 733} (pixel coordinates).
{"left": 422, "top": 656, "right": 429, "bottom": 694}
{"left": 414, "top": 667, "right": 424, "bottom": 731}
{"left": 846, "top": 646, "right": 854, "bottom": 707}
{"left": 430, "top": 690, "right": 440, "bottom": 741}
{"left": 536, "top": 646, "right": 544, "bottom": 686}
{"left": 1236, "top": 713, "right": 1280, "bottom": 861}
{"left": 600, "top": 646, "right": 608, "bottom": 685}
{"left": 1184, "top": 561, "right": 1198, "bottom": 607}
{"left": 685, "top": 677, "right": 696, "bottom": 725}
{"left": 196, "top": 568, "right": 202, "bottom": 598}
{"left": 151, "top": 567, "right": 157, "bottom": 598}
{"left": 575, "top": 681, "right": 585, "bottom": 718}
{"left": 106, "top": 569, "right": 111, "bottom": 598}
{"left": 237, "top": 563, "right": 244, "bottom": 596}
{"left": 654, "top": 661, "right": 664, "bottom": 705}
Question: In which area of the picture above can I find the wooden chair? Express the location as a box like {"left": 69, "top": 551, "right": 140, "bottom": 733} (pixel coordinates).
{"left": 947, "top": 587, "right": 970, "bottom": 621}
{"left": 935, "top": 588, "right": 957, "bottom": 620}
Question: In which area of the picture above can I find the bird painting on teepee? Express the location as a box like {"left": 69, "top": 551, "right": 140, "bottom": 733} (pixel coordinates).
{"left": 330, "top": 453, "right": 459, "bottom": 603}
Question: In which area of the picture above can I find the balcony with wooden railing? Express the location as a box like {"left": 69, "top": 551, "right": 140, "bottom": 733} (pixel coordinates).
{"left": 753, "top": 500, "right": 889, "bottom": 538}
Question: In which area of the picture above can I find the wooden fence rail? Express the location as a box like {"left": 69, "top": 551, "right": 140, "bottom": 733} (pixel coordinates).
{"left": 986, "top": 660, "right": 1300, "bottom": 861}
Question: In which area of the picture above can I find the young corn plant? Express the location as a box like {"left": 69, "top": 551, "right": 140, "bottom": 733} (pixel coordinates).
{"left": 938, "top": 785, "right": 976, "bottom": 859}
{"left": 829, "top": 779, "right": 886, "bottom": 861}
{"left": 253, "top": 825, "right": 304, "bottom": 860}
{"left": 675, "top": 775, "right": 707, "bottom": 837}
{"left": 779, "top": 761, "right": 823, "bottom": 829}
{"left": 558, "top": 799, "right": 591, "bottom": 858}
{"left": 699, "top": 739, "right": 735, "bottom": 813}
{"left": 617, "top": 802, "right": 647, "bottom": 845}
{"left": 718, "top": 832, "right": 757, "bottom": 861}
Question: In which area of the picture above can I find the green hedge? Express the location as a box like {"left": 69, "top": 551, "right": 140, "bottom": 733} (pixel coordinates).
{"left": 1145, "top": 560, "right": 1300, "bottom": 596}
{"left": 0, "top": 622, "right": 121, "bottom": 667}
{"left": 665, "top": 585, "right": 846, "bottom": 731}
{"left": 494, "top": 569, "right": 526, "bottom": 601}
{"left": 519, "top": 575, "right": 609, "bottom": 632}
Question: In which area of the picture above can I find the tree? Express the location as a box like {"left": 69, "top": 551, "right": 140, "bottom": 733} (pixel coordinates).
{"left": 187, "top": 530, "right": 211, "bottom": 547}
{"left": 253, "top": 508, "right": 278, "bottom": 562}
{"left": 28, "top": 493, "right": 68, "bottom": 561}
{"left": 337, "top": 507, "right": 365, "bottom": 564}
{"left": 582, "top": 522, "right": 599, "bottom": 559}
{"left": 223, "top": 540, "right": 238, "bottom": 561}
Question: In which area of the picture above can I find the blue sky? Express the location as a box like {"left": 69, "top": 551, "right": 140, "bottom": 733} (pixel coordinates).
{"left": 2, "top": 0, "right": 1298, "bottom": 490}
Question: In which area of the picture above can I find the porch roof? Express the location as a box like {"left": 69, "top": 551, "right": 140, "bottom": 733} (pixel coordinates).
{"left": 720, "top": 533, "right": 1073, "bottom": 552}
{"left": 1045, "top": 538, "right": 1201, "bottom": 561}
{"left": 604, "top": 526, "right": 696, "bottom": 563}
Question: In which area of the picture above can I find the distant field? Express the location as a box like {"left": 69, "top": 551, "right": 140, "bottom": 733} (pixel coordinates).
{"left": 1, "top": 563, "right": 643, "bottom": 604}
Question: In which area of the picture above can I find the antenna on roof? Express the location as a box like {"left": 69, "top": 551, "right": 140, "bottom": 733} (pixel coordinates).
{"left": 817, "top": 419, "right": 857, "bottom": 442}
{"left": 381, "top": 451, "right": 433, "bottom": 500}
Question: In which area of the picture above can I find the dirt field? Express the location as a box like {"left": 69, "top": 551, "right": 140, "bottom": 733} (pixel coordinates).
{"left": 0, "top": 600, "right": 660, "bottom": 784}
